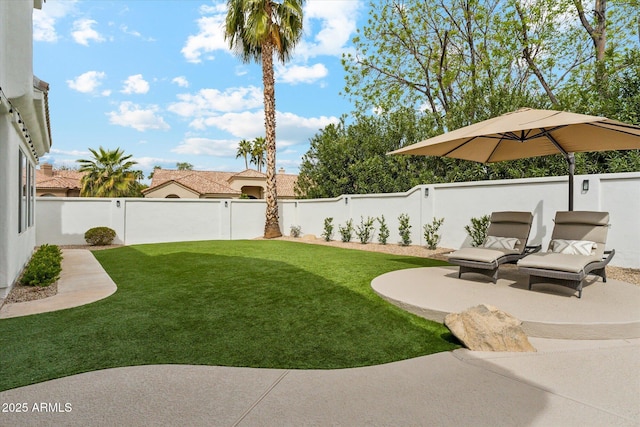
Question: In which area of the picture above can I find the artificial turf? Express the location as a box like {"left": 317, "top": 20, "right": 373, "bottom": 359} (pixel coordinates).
{"left": 0, "top": 240, "right": 459, "bottom": 391}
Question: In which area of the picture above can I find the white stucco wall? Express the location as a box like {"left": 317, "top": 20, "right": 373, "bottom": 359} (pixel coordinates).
{"left": 0, "top": 107, "right": 38, "bottom": 297}
{"left": 0, "top": 0, "right": 53, "bottom": 296}
{"left": 0, "top": 1, "right": 34, "bottom": 101}
{"left": 36, "top": 172, "right": 640, "bottom": 268}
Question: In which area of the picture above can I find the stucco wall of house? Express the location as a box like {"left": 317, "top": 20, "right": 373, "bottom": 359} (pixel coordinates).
{"left": 0, "top": 110, "right": 38, "bottom": 297}
{"left": 0, "top": 1, "right": 48, "bottom": 298}
{"left": 36, "top": 173, "right": 640, "bottom": 268}
{"left": 143, "top": 183, "right": 200, "bottom": 199}
{"left": 0, "top": 1, "right": 34, "bottom": 101}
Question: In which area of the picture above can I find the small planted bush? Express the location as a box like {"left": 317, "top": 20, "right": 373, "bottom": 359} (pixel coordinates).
{"left": 290, "top": 225, "right": 301, "bottom": 238}
{"left": 84, "top": 226, "right": 116, "bottom": 246}
{"left": 321, "top": 217, "right": 334, "bottom": 241}
{"left": 20, "top": 244, "right": 63, "bottom": 287}
{"left": 423, "top": 217, "right": 445, "bottom": 250}
{"left": 377, "top": 215, "right": 390, "bottom": 245}
{"left": 398, "top": 213, "right": 412, "bottom": 246}
{"left": 355, "top": 216, "right": 376, "bottom": 244}
{"left": 465, "top": 215, "right": 491, "bottom": 247}
{"left": 339, "top": 219, "right": 354, "bottom": 243}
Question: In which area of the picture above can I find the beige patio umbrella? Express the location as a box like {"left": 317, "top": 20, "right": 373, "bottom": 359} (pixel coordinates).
{"left": 389, "top": 108, "right": 640, "bottom": 210}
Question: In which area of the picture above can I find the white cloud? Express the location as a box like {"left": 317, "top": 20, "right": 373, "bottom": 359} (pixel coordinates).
{"left": 189, "top": 110, "right": 339, "bottom": 146}
{"left": 71, "top": 18, "right": 105, "bottom": 46}
{"left": 168, "top": 86, "right": 263, "bottom": 117}
{"left": 120, "top": 24, "right": 141, "bottom": 37}
{"left": 107, "top": 102, "right": 170, "bottom": 132}
{"left": 172, "top": 76, "right": 190, "bottom": 88}
{"left": 172, "top": 137, "right": 238, "bottom": 157}
{"left": 132, "top": 156, "right": 176, "bottom": 170}
{"left": 276, "top": 63, "right": 328, "bottom": 84}
{"left": 295, "top": 1, "right": 362, "bottom": 60}
{"left": 181, "top": 3, "right": 228, "bottom": 63}
{"left": 121, "top": 74, "right": 150, "bottom": 94}
{"left": 33, "top": 0, "right": 78, "bottom": 43}
{"left": 67, "top": 71, "right": 107, "bottom": 94}
{"left": 120, "top": 24, "right": 155, "bottom": 41}
{"left": 49, "top": 148, "right": 90, "bottom": 157}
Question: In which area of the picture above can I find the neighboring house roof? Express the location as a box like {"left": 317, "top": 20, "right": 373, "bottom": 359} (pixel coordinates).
{"left": 276, "top": 173, "right": 298, "bottom": 197}
{"left": 144, "top": 168, "right": 298, "bottom": 198}
{"left": 35, "top": 166, "right": 83, "bottom": 190}
{"left": 230, "top": 169, "right": 266, "bottom": 179}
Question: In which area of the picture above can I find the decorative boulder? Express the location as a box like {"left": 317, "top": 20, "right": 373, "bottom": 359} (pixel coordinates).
{"left": 444, "top": 304, "right": 536, "bottom": 352}
{"left": 301, "top": 234, "right": 317, "bottom": 241}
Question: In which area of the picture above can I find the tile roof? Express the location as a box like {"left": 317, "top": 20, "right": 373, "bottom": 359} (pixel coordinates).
{"left": 146, "top": 168, "right": 298, "bottom": 198}
{"left": 276, "top": 173, "right": 298, "bottom": 197}
{"left": 231, "top": 169, "right": 267, "bottom": 179}
{"left": 35, "top": 168, "right": 83, "bottom": 189}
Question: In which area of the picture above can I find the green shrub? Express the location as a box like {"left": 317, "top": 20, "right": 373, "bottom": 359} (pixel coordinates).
{"left": 377, "top": 215, "right": 389, "bottom": 245}
{"left": 20, "top": 244, "right": 63, "bottom": 287}
{"left": 290, "top": 225, "right": 301, "bottom": 238}
{"left": 355, "top": 216, "right": 376, "bottom": 244}
{"left": 339, "top": 219, "right": 354, "bottom": 243}
{"left": 398, "top": 213, "right": 412, "bottom": 246}
{"left": 423, "top": 217, "right": 445, "bottom": 250}
{"left": 84, "top": 227, "right": 116, "bottom": 246}
{"left": 321, "top": 217, "right": 334, "bottom": 241}
{"left": 465, "top": 215, "right": 491, "bottom": 247}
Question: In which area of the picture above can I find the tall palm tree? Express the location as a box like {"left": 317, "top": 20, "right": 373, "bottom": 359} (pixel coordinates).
{"left": 236, "top": 138, "right": 252, "bottom": 169}
{"left": 77, "top": 147, "right": 139, "bottom": 197}
{"left": 225, "top": 0, "right": 305, "bottom": 238}
{"left": 251, "top": 136, "right": 266, "bottom": 172}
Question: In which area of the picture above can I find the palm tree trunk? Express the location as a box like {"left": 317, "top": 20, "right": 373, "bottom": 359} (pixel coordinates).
{"left": 262, "top": 39, "right": 282, "bottom": 238}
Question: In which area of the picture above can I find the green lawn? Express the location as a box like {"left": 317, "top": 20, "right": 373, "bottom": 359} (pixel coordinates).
{"left": 0, "top": 240, "right": 458, "bottom": 391}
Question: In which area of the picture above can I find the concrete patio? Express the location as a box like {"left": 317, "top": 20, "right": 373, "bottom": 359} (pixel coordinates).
{"left": 0, "top": 250, "right": 638, "bottom": 426}
{"left": 372, "top": 265, "right": 640, "bottom": 340}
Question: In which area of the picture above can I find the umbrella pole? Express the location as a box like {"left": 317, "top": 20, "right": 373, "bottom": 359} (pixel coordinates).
{"left": 544, "top": 131, "right": 574, "bottom": 211}
{"left": 568, "top": 152, "right": 575, "bottom": 211}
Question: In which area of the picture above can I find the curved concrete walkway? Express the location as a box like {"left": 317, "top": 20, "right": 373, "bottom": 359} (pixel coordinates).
{"left": 0, "top": 250, "right": 638, "bottom": 426}
{"left": 0, "top": 250, "right": 117, "bottom": 319}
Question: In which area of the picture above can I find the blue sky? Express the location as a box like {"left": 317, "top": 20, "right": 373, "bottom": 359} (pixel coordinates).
{"left": 33, "top": 0, "right": 367, "bottom": 179}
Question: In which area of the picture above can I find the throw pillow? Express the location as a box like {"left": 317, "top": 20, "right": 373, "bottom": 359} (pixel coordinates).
{"left": 550, "top": 239, "right": 596, "bottom": 256}
{"left": 483, "top": 236, "right": 520, "bottom": 250}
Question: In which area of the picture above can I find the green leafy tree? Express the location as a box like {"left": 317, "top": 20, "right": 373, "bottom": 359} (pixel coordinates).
{"left": 148, "top": 165, "right": 162, "bottom": 180}
{"left": 465, "top": 215, "right": 491, "bottom": 247}
{"left": 77, "top": 147, "right": 140, "bottom": 197}
{"left": 176, "top": 162, "right": 193, "bottom": 170}
{"left": 225, "top": 0, "right": 305, "bottom": 238}
{"left": 344, "top": 0, "right": 638, "bottom": 124}
{"left": 251, "top": 136, "right": 266, "bottom": 172}
{"left": 296, "top": 110, "right": 443, "bottom": 198}
{"left": 327, "top": 0, "right": 639, "bottom": 192}
{"left": 236, "top": 139, "right": 252, "bottom": 169}
{"left": 377, "top": 215, "right": 389, "bottom": 245}
{"left": 398, "top": 213, "right": 412, "bottom": 246}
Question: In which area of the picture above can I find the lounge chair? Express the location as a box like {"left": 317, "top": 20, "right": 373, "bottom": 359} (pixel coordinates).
{"left": 448, "top": 211, "right": 541, "bottom": 283}
{"left": 517, "top": 211, "right": 615, "bottom": 298}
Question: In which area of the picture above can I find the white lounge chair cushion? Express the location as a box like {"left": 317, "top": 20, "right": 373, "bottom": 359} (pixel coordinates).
{"left": 550, "top": 239, "right": 596, "bottom": 256}
{"left": 517, "top": 252, "right": 600, "bottom": 273}
{"left": 448, "top": 247, "right": 520, "bottom": 263}
{"left": 484, "top": 236, "right": 520, "bottom": 250}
